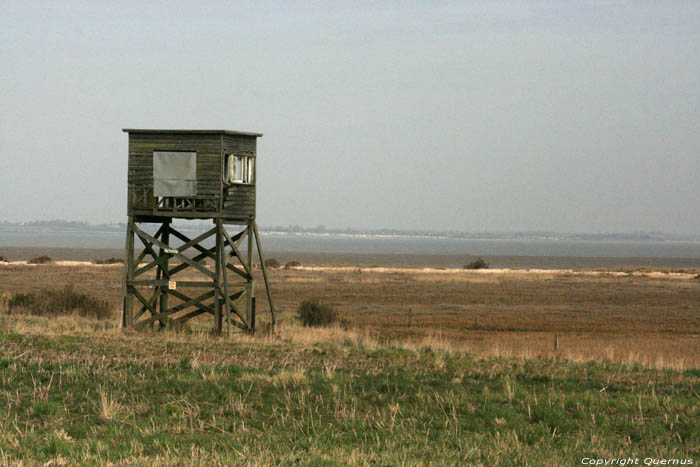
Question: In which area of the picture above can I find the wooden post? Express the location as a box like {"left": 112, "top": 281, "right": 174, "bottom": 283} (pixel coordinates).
{"left": 220, "top": 223, "right": 231, "bottom": 336}
{"left": 122, "top": 219, "right": 135, "bottom": 328}
{"left": 120, "top": 219, "right": 131, "bottom": 328}
{"left": 247, "top": 219, "right": 254, "bottom": 332}
{"left": 160, "top": 222, "right": 170, "bottom": 330}
{"left": 554, "top": 334, "right": 559, "bottom": 351}
{"left": 251, "top": 296, "right": 256, "bottom": 332}
{"left": 214, "top": 219, "right": 222, "bottom": 335}
{"left": 253, "top": 221, "right": 276, "bottom": 327}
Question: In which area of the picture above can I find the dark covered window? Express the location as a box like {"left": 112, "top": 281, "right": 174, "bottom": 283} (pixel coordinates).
{"left": 153, "top": 151, "right": 197, "bottom": 196}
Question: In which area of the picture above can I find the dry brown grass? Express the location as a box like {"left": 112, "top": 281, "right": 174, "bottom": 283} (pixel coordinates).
{"left": 1, "top": 261, "right": 699, "bottom": 369}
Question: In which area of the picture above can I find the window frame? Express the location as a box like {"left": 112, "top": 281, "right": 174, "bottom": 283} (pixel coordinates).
{"left": 225, "top": 154, "right": 255, "bottom": 185}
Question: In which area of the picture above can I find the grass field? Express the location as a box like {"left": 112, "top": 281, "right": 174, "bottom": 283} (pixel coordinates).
{"left": 1, "top": 262, "right": 699, "bottom": 464}
{"left": 1, "top": 315, "right": 699, "bottom": 465}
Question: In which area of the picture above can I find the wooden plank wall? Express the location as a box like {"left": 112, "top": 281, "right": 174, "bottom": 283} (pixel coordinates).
{"left": 128, "top": 133, "right": 222, "bottom": 216}
{"left": 222, "top": 134, "right": 257, "bottom": 220}
{"left": 127, "top": 132, "right": 257, "bottom": 221}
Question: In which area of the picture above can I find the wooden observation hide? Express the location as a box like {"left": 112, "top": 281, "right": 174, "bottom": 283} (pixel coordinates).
{"left": 120, "top": 129, "right": 275, "bottom": 334}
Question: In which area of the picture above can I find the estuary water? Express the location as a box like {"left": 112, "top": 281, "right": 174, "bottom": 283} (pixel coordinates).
{"left": 2, "top": 230, "right": 700, "bottom": 269}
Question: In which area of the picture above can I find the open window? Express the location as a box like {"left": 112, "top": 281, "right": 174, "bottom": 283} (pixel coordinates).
{"left": 226, "top": 154, "right": 255, "bottom": 184}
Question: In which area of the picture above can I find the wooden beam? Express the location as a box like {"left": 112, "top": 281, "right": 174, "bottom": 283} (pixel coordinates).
{"left": 136, "top": 226, "right": 160, "bottom": 261}
{"left": 172, "top": 307, "right": 213, "bottom": 324}
{"left": 120, "top": 219, "right": 133, "bottom": 328}
{"left": 169, "top": 289, "right": 216, "bottom": 322}
{"left": 234, "top": 228, "right": 248, "bottom": 249}
{"left": 134, "top": 289, "right": 159, "bottom": 320}
{"left": 246, "top": 220, "right": 254, "bottom": 331}
{"left": 135, "top": 248, "right": 149, "bottom": 267}
{"left": 133, "top": 254, "right": 168, "bottom": 278}
{"left": 168, "top": 289, "right": 215, "bottom": 312}
{"left": 128, "top": 280, "right": 216, "bottom": 287}
{"left": 214, "top": 219, "right": 222, "bottom": 334}
{"left": 131, "top": 287, "right": 156, "bottom": 316}
{"left": 221, "top": 223, "right": 231, "bottom": 335}
{"left": 224, "top": 263, "right": 250, "bottom": 281}
{"left": 168, "top": 246, "right": 216, "bottom": 276}
{"left": 253, "top": 221, "right": 276, "bottom": 326}
{"left": 131, "top": 223, "right": 216, "bottom": 280}
{"left": 168, "top": 227, "right": 218, "bottom": 261}
{"left": 175, "top": 226, "right": 217, "bottom": 253}
{"left": 223, "top": 227, "right": 252, "bottom": 279}
{"left": 136, "top": 290, "right": 214, "bottom": 328}
{"left": 222, "top": 290, "right": 247, "bottom": 327}
{"left": 159, "top": 226, "right": 170, "bottom": 330}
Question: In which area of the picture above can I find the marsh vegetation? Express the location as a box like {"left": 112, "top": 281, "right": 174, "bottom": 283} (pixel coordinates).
{"left": 0, "top": 260, "right": 699, "bottom": 464}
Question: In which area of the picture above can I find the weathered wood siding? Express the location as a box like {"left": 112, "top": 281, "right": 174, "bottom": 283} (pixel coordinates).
{"left": 128, "top": 133, "right": 222, "bottom": 217}
{"left": 222, "top": 134, "right": 257, "bottom": 220}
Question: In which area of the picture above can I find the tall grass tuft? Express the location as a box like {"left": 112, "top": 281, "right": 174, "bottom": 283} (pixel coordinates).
{"left": 297, "top": 298, "right": 337, "bottom": 327}
{"left": 7, "top": 285, "right": 112, "bottom": 319}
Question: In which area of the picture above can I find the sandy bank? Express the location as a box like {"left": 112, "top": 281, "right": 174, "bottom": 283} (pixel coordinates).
{"left": 2, "top": 260, "right": 695, "bottom": 280}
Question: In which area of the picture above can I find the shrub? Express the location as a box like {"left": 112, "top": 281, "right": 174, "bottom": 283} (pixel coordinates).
{"left": 28, "top": 255, "right": 52, "bottom": 264}
{"left": 264, "top": 258, "right": 281, "bottom": 269}
{"left": 284, "top": 260, "right": 302, "bottom": 269}
{"left": 93, "top": 257, "right": 124, "bottom": 265}
{"left": 297, "top": 298, "right": 336, "bottom": 327}
{"left": 0, "top": 255, "right": 7, "bottom": 262}
{"left": 464, "top": 258, "right": 489, "bottom": 270}
{"left": 7, "top": 285, "right": 112, "bottom": 319}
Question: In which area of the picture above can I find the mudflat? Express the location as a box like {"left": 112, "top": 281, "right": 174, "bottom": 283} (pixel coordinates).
{"left": 3, "top": 245, "right": 700, "bottom": 269}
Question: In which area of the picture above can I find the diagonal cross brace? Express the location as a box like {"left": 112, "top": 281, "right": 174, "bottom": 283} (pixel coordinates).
{"left": 135, "top": 290, "right": 215, "bottom": 328}
{"left": 168, "top": 227, "right": 218, "bottom": 261}
{"left": 134, "top": 288, "right": 160, "bottom": 320}
{"left": 134, "top": 222, "right": 168, "bottom": 266}
{"left": 175, "top": 226, "right": 217, "bottom": 253}
{"left": 222, "top": 227, "right": 252, "bottom": 279}
{"left": 131, "top": 223, "right": 215, "bottom": 280}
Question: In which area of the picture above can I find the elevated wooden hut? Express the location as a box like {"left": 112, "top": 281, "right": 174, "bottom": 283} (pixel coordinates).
{"left": 120, "top": 129, "right": 275, "bottom": 334}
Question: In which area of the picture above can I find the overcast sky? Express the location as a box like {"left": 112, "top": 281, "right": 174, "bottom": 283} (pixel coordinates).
{"left": 1, "top": 1, "right": 698, "bottom": 233}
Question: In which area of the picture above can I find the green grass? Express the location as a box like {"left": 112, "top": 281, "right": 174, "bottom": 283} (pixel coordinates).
{"left": 0, "top": 317, "right": 698, "bottom": 465}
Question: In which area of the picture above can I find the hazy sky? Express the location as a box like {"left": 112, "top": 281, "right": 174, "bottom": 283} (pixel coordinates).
{"left": 1, "top": 1, "right": 698, "bottom": 233}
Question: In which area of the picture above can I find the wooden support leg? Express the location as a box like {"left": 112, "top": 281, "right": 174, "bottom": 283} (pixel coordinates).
{"left": 125, "top": 220, "right": 257, "bottom": 334}
{"left": 121, "top": 218, "right": 135, "bottom": 328}
{"left": 253, "top": 221, "right": 276, "bottom": 328}
{"left": 221, "top": 223, "right": 231, "bottom": 336}
{"left": 160, "top": 223, "right": 170, "bottom": 330}
{"left": 214, "top": 219, "right": 222, "bottom": 335}
{"left": 247, "top": 219, "right": 255, "bottom": 333}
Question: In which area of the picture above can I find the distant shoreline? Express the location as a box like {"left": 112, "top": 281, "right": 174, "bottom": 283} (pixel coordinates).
{"left": 2, "top": 221, "right": 699, "bottom": 243}
{"left": 2, "top": 246, "right": 700, "bottom": 270}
